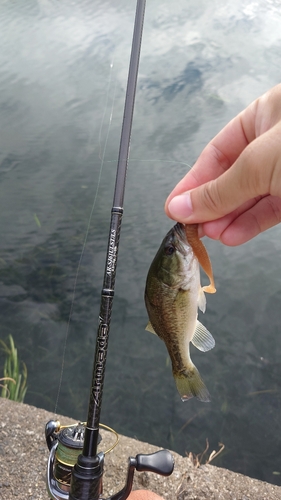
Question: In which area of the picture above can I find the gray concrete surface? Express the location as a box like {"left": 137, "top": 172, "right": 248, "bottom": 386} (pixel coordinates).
{"left": 0, "top": 399, "right": 280, "bottom": 499}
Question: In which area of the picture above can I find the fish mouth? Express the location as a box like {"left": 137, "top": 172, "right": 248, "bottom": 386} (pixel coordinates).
{"left": 173, "top": 222, "right": 185, "bottom": 240}
{"left": 172, "top": 223, "right": 189, "bottom": 255}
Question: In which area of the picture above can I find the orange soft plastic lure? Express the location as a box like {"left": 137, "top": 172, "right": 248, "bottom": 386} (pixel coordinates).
{"left": 184, "top": 224, "right": 216, "bottom": 294}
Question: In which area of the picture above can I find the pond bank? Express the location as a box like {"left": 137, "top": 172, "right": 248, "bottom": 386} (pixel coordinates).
{"left": 0, "top": 399, "right": 280, "bottom": 500}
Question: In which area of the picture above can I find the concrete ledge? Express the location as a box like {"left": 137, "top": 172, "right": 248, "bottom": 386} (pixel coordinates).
{"left": 0, "top": 399, "right": 280, "bottom": 499}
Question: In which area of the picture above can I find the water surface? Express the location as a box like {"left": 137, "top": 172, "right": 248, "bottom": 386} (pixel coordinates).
{"left": 1, "top": 0, "right": 281, "bottom": 486}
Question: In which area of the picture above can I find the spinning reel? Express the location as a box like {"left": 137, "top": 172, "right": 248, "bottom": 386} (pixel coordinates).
{"left": 45, "top": 420, "right": 174, "bottom": 500}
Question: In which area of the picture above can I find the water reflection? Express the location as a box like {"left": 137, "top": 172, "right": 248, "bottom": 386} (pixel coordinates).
{"left": 0, "top": 0, "right": 281, "bottom": 486}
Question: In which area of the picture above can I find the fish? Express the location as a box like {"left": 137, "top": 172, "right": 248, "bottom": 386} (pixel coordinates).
{"left": 144, "top": 223, "right": 216, "bottom": 402}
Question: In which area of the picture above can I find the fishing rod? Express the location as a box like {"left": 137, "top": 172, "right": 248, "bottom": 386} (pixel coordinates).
{"left": 45, "top": 1, "right": 174, "bottom": 499}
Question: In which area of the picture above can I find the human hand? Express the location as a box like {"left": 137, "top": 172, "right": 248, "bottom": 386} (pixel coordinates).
{"left": 165, "top": 84, "right": 281, "bottom": 245}
{"left": 128, "top": 490, "right": 164, "bottom": 500}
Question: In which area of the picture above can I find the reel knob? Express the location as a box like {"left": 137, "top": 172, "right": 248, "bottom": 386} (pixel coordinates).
{"left": 135, "top": 450, "right": 174, "bottom": 476}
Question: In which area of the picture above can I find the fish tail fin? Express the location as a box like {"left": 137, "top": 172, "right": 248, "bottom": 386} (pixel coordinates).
{"left": 174, "top": 363, "right": 210, "bottom": 402}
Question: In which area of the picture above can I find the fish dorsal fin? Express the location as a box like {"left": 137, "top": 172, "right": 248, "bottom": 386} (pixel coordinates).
{"left": 184, "top": 224, "right": 216, "bottom": 294}
{"left": 145, "top": 321, "right": 157, "bottom": 335}
{"left": 198, "top": 287, "right": 206, "bottom": 313}
{"left": 191, "top": 320, "right": 215, "bottom": 352}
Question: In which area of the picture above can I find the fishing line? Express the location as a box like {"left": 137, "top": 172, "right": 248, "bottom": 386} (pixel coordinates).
{"left": 54, "top": 61, "right": 117, "bottom": 415}
{"left": 98, "top": 61, "right": 115, "bottom": 161}
{"left": 104, "top": 158, "right": 193, "bottom": 170}
{"left": 53, "top": 49, "right": 192, "bottom": 413}
{"left": 129, "top": 159, "right": 192, "bottom": 170}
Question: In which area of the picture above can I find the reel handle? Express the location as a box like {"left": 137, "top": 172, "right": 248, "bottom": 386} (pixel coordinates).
{"left": 109, "top": 450, "right": 174, "bottom": 500}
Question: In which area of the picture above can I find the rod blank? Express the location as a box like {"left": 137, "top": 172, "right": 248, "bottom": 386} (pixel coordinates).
{"left": 83, "top": 0, "right": 146, "bottom": 459}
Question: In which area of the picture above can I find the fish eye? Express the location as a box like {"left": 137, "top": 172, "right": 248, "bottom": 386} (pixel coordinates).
{"left": 164, "top": 245, "right": 175, "bottom": 256}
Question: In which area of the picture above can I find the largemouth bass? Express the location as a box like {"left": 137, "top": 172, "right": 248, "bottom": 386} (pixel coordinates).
{"left": 144, "top": 223, "right": 216, "bottom": 402}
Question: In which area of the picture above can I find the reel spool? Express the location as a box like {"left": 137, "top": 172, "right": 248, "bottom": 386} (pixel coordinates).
{"left": 54, "top": 424, "right": 87, "bottom": 491}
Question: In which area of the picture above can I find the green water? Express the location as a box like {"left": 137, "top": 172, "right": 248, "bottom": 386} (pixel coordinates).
{"left": 0, "top": 0, "right": 281, "bottom": 486}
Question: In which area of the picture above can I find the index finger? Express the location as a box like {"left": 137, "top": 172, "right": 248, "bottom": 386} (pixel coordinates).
{"left": 165, "top": 100, "right": 257, "bottom": 207}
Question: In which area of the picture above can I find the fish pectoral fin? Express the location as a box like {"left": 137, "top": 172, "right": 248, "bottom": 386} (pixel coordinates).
{"left": 198, "top": 287, "right": 206, "bottom": 313}
{"left": 191, "top": 320, "right": 215, "bottom": 352}
{"left": 145, "top": 321, "right": 157, "bottom": 335}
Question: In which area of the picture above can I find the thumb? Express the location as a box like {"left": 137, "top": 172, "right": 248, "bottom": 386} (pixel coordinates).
{"left": 166, "top": 128, "right": 280, "bottom": 224}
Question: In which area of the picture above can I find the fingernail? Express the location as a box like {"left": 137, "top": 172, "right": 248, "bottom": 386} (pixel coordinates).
{"left": 168, "top": 192, "right": 193, "bottom": 220}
